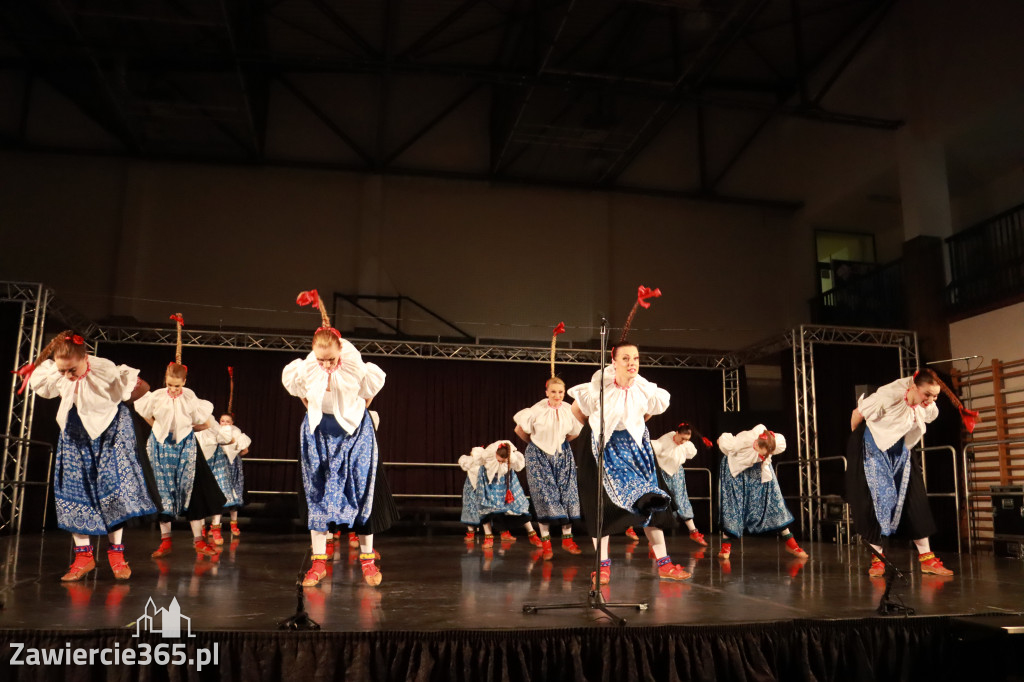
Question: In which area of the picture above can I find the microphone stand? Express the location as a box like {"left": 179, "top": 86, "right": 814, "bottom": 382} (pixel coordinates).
{"left": 860, "top": 537, "right": 915, "bottom": 616}
{"left": 523, "top": 317, "right": 648, "bottom": 626}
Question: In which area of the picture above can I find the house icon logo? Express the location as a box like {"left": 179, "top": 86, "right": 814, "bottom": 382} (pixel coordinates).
{"left": 133, "top": 597, "right": 195, "bottom": 638}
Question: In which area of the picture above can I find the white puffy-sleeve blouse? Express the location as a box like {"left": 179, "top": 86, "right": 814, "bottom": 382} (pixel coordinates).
{"left": 651, "top": 432, "right": 698, "bottom": 476}
{"left": 29, "top": 356, "right": 140, "bottom": 440}
{"left": 513, "top": 399, "right": 582, "bottom": 455}
{"left": 134, "top": 387, "right": 215, "bottom": 444}
{"left": 717, "top": 425, "right": 787, "bottom": 482}
{"left": 480, "top": 440, "right": 525, "bottom": 483}
{"left": 459, "top": 449, "right": 484, "bottom": 490}
{"left": 220, "top": 426, "right": 252, "bottom": 462}
{"left": 281, "top": 340, "right": 386, "bottom": 434}
{"left": 567, "top": 367, "right": 670, "bottom": 448}
{"left": 857, "top": 377, "right": 937, "bottom": 451}
{"left": 195, "top": 424, "right": 237, "bottom": 460}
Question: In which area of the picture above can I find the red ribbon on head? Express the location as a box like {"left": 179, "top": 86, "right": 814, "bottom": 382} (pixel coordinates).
{"left": 702, "top": 437, "right": 713, "bottom": 448}
{"left": 296, "top": 289, "right": 320, "bottom": 309}
{"left": 759, "top": 429, "right": 774, "bottom": 441}
{"left": 553, "top": 322, "right": 566, "bottom": 336}
{"left": 317, "top": 326, "right": 342, "bottom": 339}
{"left": 167, "top": 361, "right": 188, "bottom": 370}
{"left": 65, "top": 334, "right": 84, "bottom": 346}
{"left": 677, "top": 422, "right": 690, "bottom": 430}
{"left": 637, "top": 285, "right": 662, "bottom": 309}
{"left": 12, "top": 363, "right": 36, "bottom": 395}
{"left": 169, "top": 314, "right": 184, "bottom": 327}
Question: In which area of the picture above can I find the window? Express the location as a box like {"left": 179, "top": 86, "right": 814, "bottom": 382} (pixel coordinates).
{"left": 815, "top": 230, "right": 876, "bottom": 293}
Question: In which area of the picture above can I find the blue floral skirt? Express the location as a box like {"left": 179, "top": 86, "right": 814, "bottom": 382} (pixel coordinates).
{"left": 574, "top": 425, "right": 671, "bottom": 537}
{"left": 148, "top": 431, "right": 196, "bottom": 519}
{"left": 208, "top": 448, "right": 243, "bottom": 508}
{"left": 663, "top": 468, "right": 695, "bottom": 521}
{"left": 478, "top": 467, "right": 530, "bottom": 520}
{"left": 299, "top": 411, "right": 377, "bottom": 532}
{"left": 719, "top": 457, "right": 793, "bottom": 537}
{"left": 55, "top": 404, "right": 157, "bottom": 535}
{"left": 523, "top": 441, "right": 581, "bottom": 524}
{"left": 460, "top": 478, "right": 482, "bottom": 525}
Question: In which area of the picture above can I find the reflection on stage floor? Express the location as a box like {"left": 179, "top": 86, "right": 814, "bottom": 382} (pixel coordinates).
{"left": 1, "top": 530, "right": 1022, "bottom": 632}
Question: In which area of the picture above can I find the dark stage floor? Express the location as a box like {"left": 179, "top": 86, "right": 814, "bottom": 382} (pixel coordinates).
{"left": 1, "top": 529, "right": 1022, "bottom": 632}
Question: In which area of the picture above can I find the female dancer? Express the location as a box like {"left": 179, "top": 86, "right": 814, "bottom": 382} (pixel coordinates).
{"left": 568, "top": 286, "right": 691, "bottom": 584}
{"left": 136, "top": 314, "right": 230, "bottom": 559}
{"left": 716, "top": 425, "right": 807, "bottom": 560}
{"left": 282, "top": 290, "right": 389, "bottom": 587}
{"left": 651, "top": 422, "right": 711, "bottom": 546}
{"left": 17, "top": 331, "right": 156, "bottom": 581}
{"left": 847, "top": 368, "right": 974, "bottom": 576}
{"left": 513, "top": 322, "right": 583, "bottom": 559}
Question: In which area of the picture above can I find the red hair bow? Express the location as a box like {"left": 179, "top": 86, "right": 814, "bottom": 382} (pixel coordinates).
{"left": 637, "top": 285, "right": 662, "bottom": 309}
{"left": 758, "top": 429, "right": 774, "bottom": 441}
{"left": 227, "top": 366, "right": 234, "bottom": 378}
{"left": 702, "top": 437, "right": 713, "bottom": 448}
{"left": 553, "top": 322, "right": 566, "bottom": 336}
{"left": 12, "top": 363, "right": 36, "bottom": 395}
{"left": 296, "top": 289, "right": 320, "bottom": 308}
{"left": 317, "top": 326, "right": 342, "bottom": 339}
{"left": 65, "top": 334, "right": 84, "bottom": 345}
{"left": 960, "top": 407, "right": 980, "bottom": 434}
{"left": 169, "top": 314, "right": 185, "bottom": 327}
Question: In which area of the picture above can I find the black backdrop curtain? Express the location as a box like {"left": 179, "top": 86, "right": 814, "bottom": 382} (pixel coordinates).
{"left": 22, "top": 341, "right": 723, "bottom": 529}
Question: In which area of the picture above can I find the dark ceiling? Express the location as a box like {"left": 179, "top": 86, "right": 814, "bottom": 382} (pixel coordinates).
{"left": 0, "top": 0, "right": 902, "bottom": 208}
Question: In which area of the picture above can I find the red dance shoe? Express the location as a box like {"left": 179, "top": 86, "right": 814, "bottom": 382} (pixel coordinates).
{"left": 61, "top": 546, "right": 96, "bottom": 582}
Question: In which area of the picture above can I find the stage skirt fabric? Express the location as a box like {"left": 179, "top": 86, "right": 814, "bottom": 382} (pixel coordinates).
{"left": 663, "top": 467, "right": 694, "bottom": 521}
{"left": 147, "top": 430, "right": 197, "bottom": 519}
{"left": 574, "top": 424, "right": 671, "bottom": 537}
{"left": 299, "top": 410, "right": 378, "bottom": 532}
{"left": 523, "top": 440, "right": 581, "bottom": 524}
{"left": 55, "top": 404, "right": 156, "bottom": 535}
{"left": 719, "top": 457, "right": 793, "bottom": 537}
{"left": 846, "top": 423, "right": 936, "bottom": 544}
{"left": 460, "top": 478, "right": 482, "bottom": 526}
{"left": 477, "top": 467, "right": 530, "bottom": 521}
{"left": 208, "top": 448, "right": 242, "bottom": 508}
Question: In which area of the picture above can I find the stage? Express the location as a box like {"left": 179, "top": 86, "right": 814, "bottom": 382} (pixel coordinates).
{"left": 1, "top": 529, "right": 1023, "bottom": 680}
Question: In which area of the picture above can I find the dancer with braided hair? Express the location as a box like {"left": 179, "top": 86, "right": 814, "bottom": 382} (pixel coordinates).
{"left": 847, "top": 368, "right": 977, "bottom": 577}
{"left": 650, "top": 422, "right": 713, "bottom": 547}
{"left": 716, "top": 426, "right": 807, "bottom": 562}
{"left": 282, "top": 289, "right": 392, "bottom": 587}
{"left": 463, "top": 441, "right": 537, "bottom": 548}
{"left": 197, "top": 367, "right": 251, "bottom": 546}
{"left": 513, "top": 322, "right": 583, "bottom": 560}
{"left": 568, "top": 286, "right": 692, "bottom": 585}
{"left": 14, "top": 331, "right": 156, "bottom": 581}
{"left": 135, "top": 314, "right": 231, "bottom": 560}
